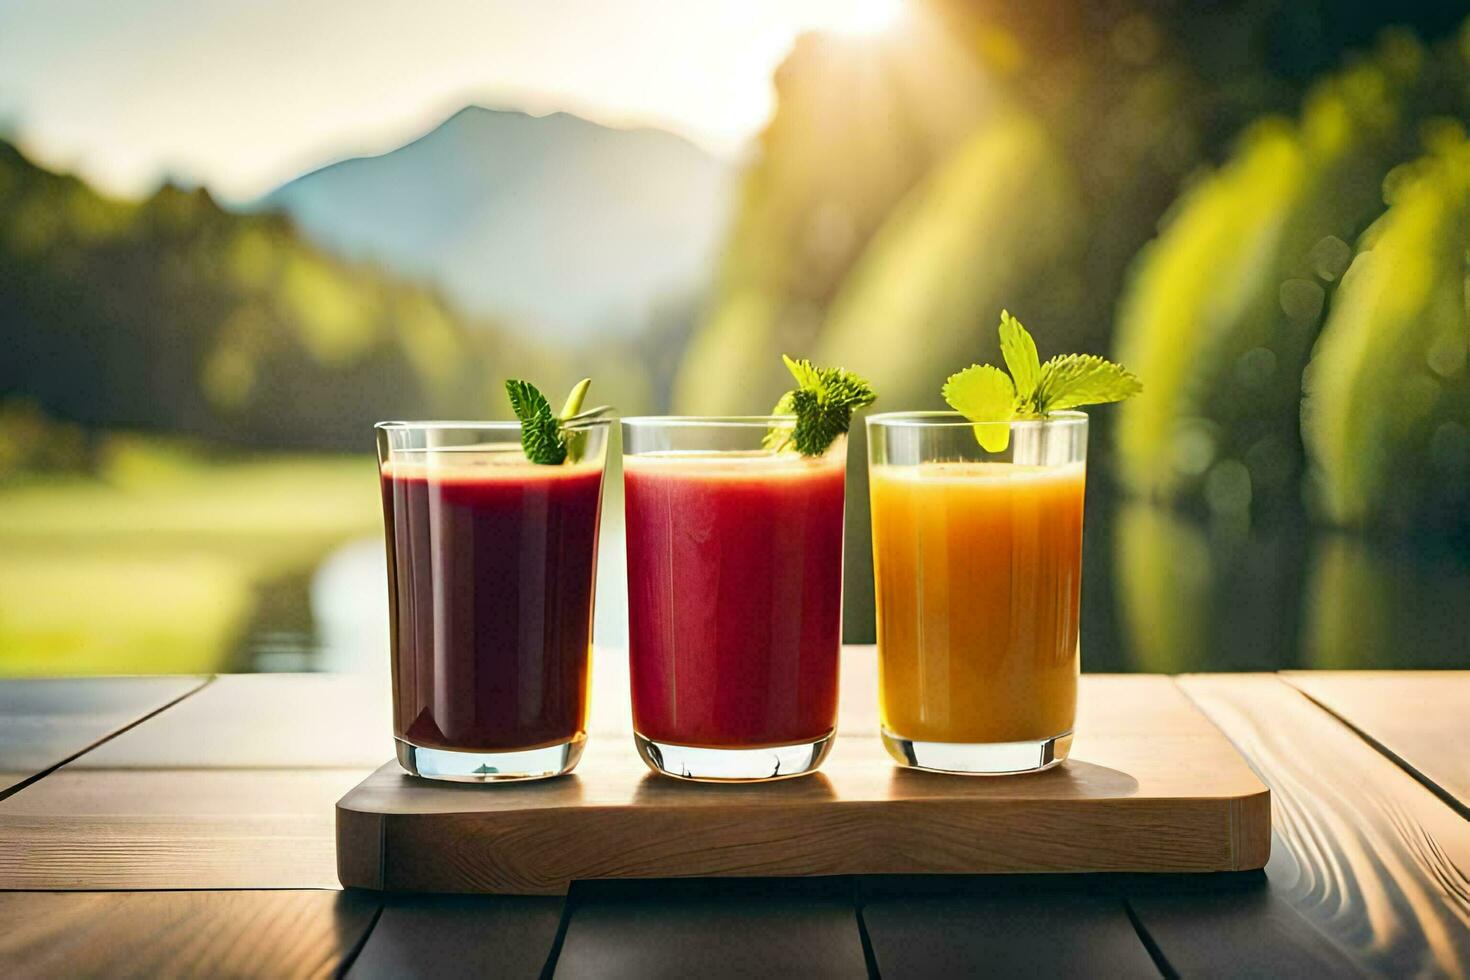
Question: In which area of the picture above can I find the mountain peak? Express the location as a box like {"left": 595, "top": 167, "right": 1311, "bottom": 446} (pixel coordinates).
{"left": 261, "top": 105, "right": 733, "bottom": 339}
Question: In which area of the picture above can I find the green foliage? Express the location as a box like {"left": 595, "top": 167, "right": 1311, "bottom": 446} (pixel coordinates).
{"left": 943, "top": 311, "right": 1140, "bottom": 450}
{"left": 1114, "top": 503, "right": 1214, "bottom": 672}
{"left": 765, "top": 355, "right": 876, "bottom": 456}
{"left": 0, "top": 444, "right": 378, "bottom": 674}
{"left": 672, "top": 18, "right": 995, "bottom": 414}
{"left": 506, "top": 377, "right": 601, "bottom": 465}
{"left": 0, "top": 139, "right": 575, "bottom": 451}
{"left": 505, "top": 379, "right": 567, "bottom": 464}
{"left": 0, "top": 400, "right": 92, "bottom": 480}
{"left": 1302, "top": 127, "right": 1470, "bottom": 528}
{"left": 943, "top": 364, "right": 1014, "bottom": 451}
{"left": 998, "top": 311, "right": 1041, "bottom": 402}
{"left": 1302, "top": 533, "right": 1470, "bottom": 668}
{"left": 1111, "top": 31, "right": 1435, "bottom": 508}
{"left": 813, "top": 115, "right": 1082, "bottom": 410}
{"left": 1032, "top": 354, "right": 1143, "bottom": 412}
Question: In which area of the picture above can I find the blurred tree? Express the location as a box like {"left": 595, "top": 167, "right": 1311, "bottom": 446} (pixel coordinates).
{"left": 1302, "top": 122, "right": 1470, "bottom": 532}
{"left": 675, "top": 0, "right": 1467, "bottom": 414}
{"left": 671, "top": 2, "right": 1470, "bottom": 639}
{"left": 0, "top": 400, "right": 93, "bottom": 480}
{"left": 815, "top": 114, "right": 1080, "bottom": 408}
{"left": 1112, "top": 32, "right": 1434, "bottom": 512}
{"left": 0, "top": 139, "right": 588, "bottom": 451}
{"left": 674, "top": 13, "right": 995, "bottom": 414}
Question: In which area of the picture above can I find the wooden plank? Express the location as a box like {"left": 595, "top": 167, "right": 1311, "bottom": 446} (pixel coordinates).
{"left": 337, "top": 651, "right": 1269, "bottom": 893}
{"left": 553, "top": 880, "right": 868, "bottom": 979}
{"left": 77, "top": 673, "right": 393, "bottom": 769}
{"left": 0, "top": 768, "right": 370, "bottom": 889}
{"left": 860, "top": 872, "right": 1361, "bottom": 976}
{"left": 1176, "top": 674, "right": 1470, "bottom": 977}
{"left": 860, "top": 885, "right": 1159, "bottom": 978}
{"left": 0, "top": 675, "right": 380, "bottom": 889}
{"left": 1125, "top": 872, "right": 1367, "bottom": 978}
{"left": 1282, "top": 670, "right": 1470, "bottom": 816}
{"left": 348, "top": 895, "right": 563, "bottom": 979}
{"left": 0, "top": 889, "right": 378, "bottom": 978}
{"left": 0, "top": 676, "right": 204, "bottom": 793}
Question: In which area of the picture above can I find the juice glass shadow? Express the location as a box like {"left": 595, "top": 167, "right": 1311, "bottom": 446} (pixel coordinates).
{"left": 622, "top": 417, "right": 847, "bottom": 781}
{"left": 376, "top": 419, "right": 611, "bottom": 782}
{"left": 867, "top": 411, "right": 1087, "bottom": 774}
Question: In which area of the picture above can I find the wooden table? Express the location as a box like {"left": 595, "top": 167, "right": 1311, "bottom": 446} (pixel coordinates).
{"left": 1, "top": 652, "right": 1466, "bottom": 978}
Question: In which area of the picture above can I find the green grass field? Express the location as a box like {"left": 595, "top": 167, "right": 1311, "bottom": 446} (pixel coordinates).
{"left": 0, "top": 439, "right": 380, "bottom": 675}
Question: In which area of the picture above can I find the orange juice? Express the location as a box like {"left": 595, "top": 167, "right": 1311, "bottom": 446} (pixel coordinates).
{"left": 870, "top": 461, "right": 1085, "bottom": 746}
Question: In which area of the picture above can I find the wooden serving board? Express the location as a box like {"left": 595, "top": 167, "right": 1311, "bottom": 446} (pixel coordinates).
{"left": 337, "top": 651, "right": 1269, "bottom": 894}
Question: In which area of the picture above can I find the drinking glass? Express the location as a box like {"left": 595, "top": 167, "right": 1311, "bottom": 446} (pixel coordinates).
{"left": 376, "top": 419, "right": 611, "bottom": 781}
{"left": 622, "top": 417, "right": 847, "bottom": 781}
{"left": 867, "top": 411, "right": 1087, "bottom": 774}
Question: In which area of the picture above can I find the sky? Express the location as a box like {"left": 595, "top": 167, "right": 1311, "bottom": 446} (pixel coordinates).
{"left": 0, "top": 0, "right": 907, "bottom": 202}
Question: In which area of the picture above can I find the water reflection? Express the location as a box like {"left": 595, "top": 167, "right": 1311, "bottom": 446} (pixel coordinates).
{"left": 1303, "top": 532, "right": 1470, "bottom": 669}
{"left": 1111, "top": 501, "right": 1469, "bottom": 672}
{"left": 262, "top": 496, "right": 1467, "bottom": 675}
{"left": 1113, "top": 503, "right": 1214, "bottom": 673}
{"left": 279, "top": 469, "right": 630, "bottom": 675}
{"left": 309, "top": 538, "right": 390, "bottom": 674}
{"left": 1111, "top": 501, "right": 1308, "bottom": 672}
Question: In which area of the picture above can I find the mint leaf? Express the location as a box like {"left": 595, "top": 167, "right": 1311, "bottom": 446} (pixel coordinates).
{"left": 762, "top": 389, "right": 798, "bottom": 452}
{"left": 781, "top": 354, "right": 822, "bottom": 391}
{"left": 765, "top": 356, "right": 877, "bottom": 456}
{"left": 942, "top": 310, "right": 1141, "bottom": 449}
{"left": 505, "top": 379, "right": 567, "bottom": 464}
{"left": 942, "top": 364, "right": 1015, "bottom": 452}
{"left": 998, "top": 310, "right": 1041, "bottom": 406}
{"left": 1034, "top": 354, "right": 1141, "bottom": 411}
{"left": 506, "top": 377, "right": 601, "bottom": 464}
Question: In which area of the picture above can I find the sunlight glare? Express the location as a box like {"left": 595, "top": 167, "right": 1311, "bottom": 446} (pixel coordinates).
{"left": 811, "top": 0, "right": 907, "bottom": 39}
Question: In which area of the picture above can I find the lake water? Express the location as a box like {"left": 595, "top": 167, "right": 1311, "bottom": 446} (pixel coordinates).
{"left": 241, "top": 485, "right": 1470, "bottom": 675}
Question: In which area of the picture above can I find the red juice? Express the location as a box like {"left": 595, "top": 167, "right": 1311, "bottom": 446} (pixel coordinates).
{"left": 623, "top": 452, "right": 846, "bottom": 748}
{"left": 381, "top": 453, "right": 603, "bottom": 752}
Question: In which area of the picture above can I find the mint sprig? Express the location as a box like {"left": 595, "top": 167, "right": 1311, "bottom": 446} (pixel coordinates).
{"left": 944, "top": 311, "right": 1141, "bottom": 452}
{"left": 765, "top": 355, "right": 877, "bottom": 456}
{"left": 505, "top": 377, "right": 596, "bottom": 464}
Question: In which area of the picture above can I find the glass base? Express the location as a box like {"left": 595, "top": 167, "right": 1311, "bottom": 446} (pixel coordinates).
{"left": 395, "top": 734, "right": 585, "bottom": 782}
{"left": 634, "top": 730, "right": 834, "bottom": 782}
{"left": 882, "top": 729, "right": 1073, "bottom": 775}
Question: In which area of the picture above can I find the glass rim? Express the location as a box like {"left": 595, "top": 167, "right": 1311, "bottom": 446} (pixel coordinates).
{"left": 865, "top": 410, "right": 1087, "bottom": 430}
{"left": 375, "top": 417, "right": 613, "bottom": 433}
{"left": 621, "top": 415, "right": 794, "bottom": 429}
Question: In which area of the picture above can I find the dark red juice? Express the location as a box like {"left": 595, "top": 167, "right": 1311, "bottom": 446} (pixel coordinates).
{"left": 623, "top": 453, "right": 846, "bottom": 748}
{"left": 381, "top": 455, "right": 603, "bottom": 752}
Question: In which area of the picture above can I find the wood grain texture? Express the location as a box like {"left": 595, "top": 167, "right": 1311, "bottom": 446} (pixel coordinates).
{"left": 861, "top": 890, "right": 1158, "bottom": 978}
{"left": 0, "top": 889, "right": 377, "bottom": 979}
{"left": 1177, "top": 674, "right": 1470, "bottom": 977}
{"left": 0, "top": 672, "right": 387, "bottom": 889}
{"left": 337, "top": 652, "right": 1270, "bottom": 894}
{"left": 859, "top": 870, "right": 1366, "bottom": 977}
{"left": 1125, "top": 873, "right": 1368, "bottom": 978}
{"left": 554, "top": 886, "right": 868, "bottom": 979}
{"left": 1282, "top": 670, "right": 1470, "bottom": 816}
{"left": 0, "top": 767, "right": 372, "bottom": 888}
{"left": 348, "top": 894, "right": 563, "bottom": 980}
{"left": 77, "top": 673, "right": 394, "bottom": 769}
{"left": 0, "top": 676, "right": 204, "bottom": 793}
